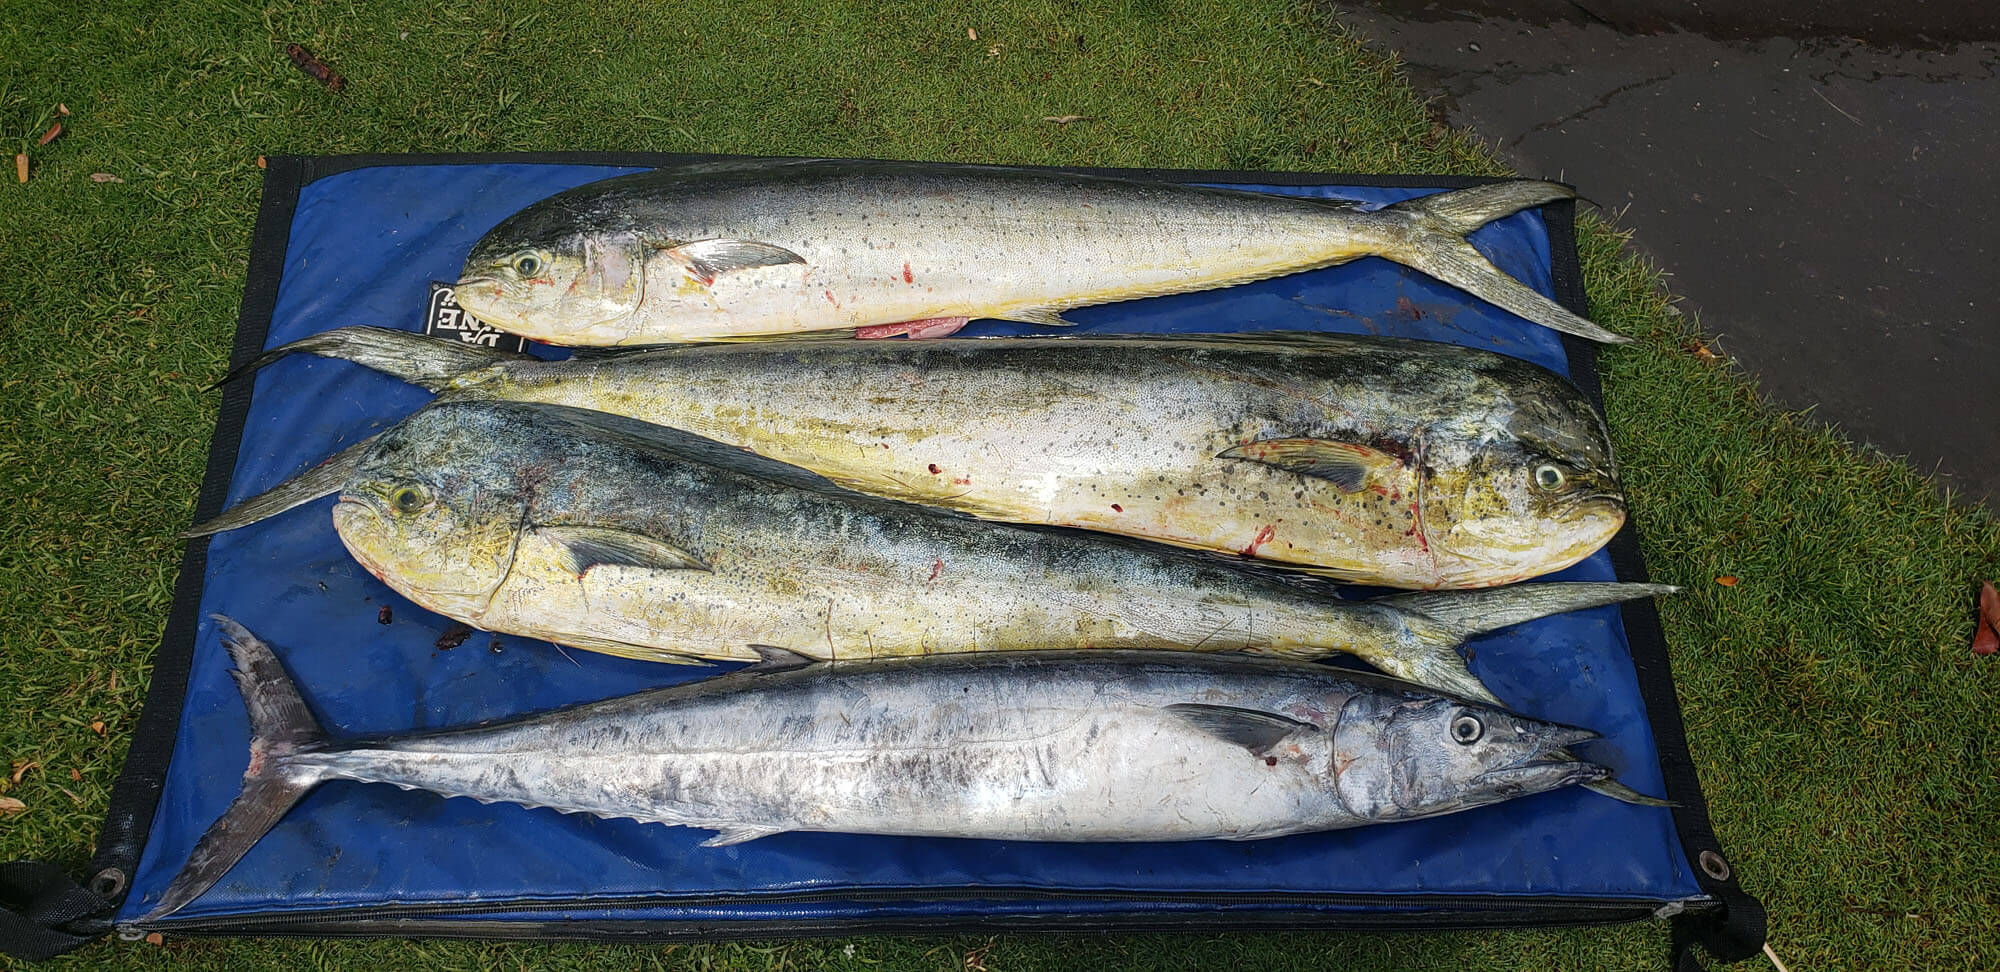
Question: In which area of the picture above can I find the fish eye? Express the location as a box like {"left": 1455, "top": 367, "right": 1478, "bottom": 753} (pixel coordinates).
{"left": 388, "top": 485, "right": 430, "bottom": 515}
{"left": 1450, "top": 713, "right": 1484, "bottom": 745}
{"left": 1533, "top": 464, "right": 1566, "bottom": 491}
{"left": 513, "top": 253, "right": 542, "bottom": 278}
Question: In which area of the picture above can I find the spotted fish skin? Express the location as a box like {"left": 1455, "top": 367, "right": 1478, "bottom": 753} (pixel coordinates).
{"left": 284, "top": 400, "right": 1666, "bottom": 702}
{"left": 451, "top": 160, "right": 1628, "bottom": 345}
{"left": 136, "top": 619, "right": 1611, "bottom": 922}
{"left": 224, "top": 328, "right": 1627, "bottom": 590}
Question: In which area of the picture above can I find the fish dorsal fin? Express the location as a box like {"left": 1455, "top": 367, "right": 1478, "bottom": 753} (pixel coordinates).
{"left": 745, "top": 644, "right": 817, "bottom": 673}
{"left": 665, "top": 239, "right": 807, "bottom": 285}
{"left": 1163, "top": 703, "right": 1316, "bottom": 755}
{"left": 700, "top": 824, "right": 785, "bottom": 847}
{"left": 995, "top": 306, "right": 1080, "bottom": 328}
{"left": 1217, "top": 438, "right": 1402, "bottom": 492}
{"left": 534, "top": 524, "right": 710, "bottom": 576}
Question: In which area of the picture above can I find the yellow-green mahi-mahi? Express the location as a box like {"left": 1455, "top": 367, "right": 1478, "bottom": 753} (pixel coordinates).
{"left": 187, "top": 400, "right": 1667, "bottom": 703}
{"left": 228, "top": 328, "right": 1626, "bottom": 589}
{"left": 450, "top": 160, "right": 1629, "bottom": 344}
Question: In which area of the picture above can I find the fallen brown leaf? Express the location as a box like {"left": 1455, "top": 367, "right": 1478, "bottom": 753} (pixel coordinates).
{"left": 15, "top": 153, "right": 26, "bottom": 184}
{"left": 1974, "top": 581, "right": 2000, "bottom": 656}
{"left": 37, "top": 122, "right": 62, "bottom": 146}
{"left": 1715, "top": 575, "right": 1740, "bottom": 587}
{"left": 1683, "top": 339, "right": 1720, "bottom": 364}
{"left": 967, "top": 27, "right": 977, "bottom": 40}
{"left": 0, "top": 797, "right": 25, "bottom": 815}
{"left": 257, "top": 155, "right": 267, "bottom": 169}
{"left": 70, "top": 768, "right": 82, "bottom": 782}
{"left": 10, "top": 760, "right": 38, "bottom": 785}
{"left": 285, "top": 43, "right": 346, "bottom": 91}
{"left": 90, "top": 172, "right": 122, "bottom": 183}
{"left": 58, "top": 103, "right": 70, "bottom": 116}
{"left": 90, "top": 720, "right": 106, "bottom": 735}
{"left": 144, "top": 933, "right": 163, "bottom": 946}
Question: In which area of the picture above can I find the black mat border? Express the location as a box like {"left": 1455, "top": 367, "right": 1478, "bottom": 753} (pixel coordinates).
{"left": 91, "top": 152, "right": 1748, "bottom": 940}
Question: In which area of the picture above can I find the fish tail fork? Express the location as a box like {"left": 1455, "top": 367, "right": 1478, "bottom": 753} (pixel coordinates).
{"left": 139, "top": 617, "right": 333, "bottom": 923}
{"left": 1373, "top": 182, "right": 1634, "bottom": 344}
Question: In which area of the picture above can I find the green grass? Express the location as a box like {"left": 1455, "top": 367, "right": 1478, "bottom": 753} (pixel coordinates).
{"left": 1, "top": 0, "right": 1995, "bottom": 968}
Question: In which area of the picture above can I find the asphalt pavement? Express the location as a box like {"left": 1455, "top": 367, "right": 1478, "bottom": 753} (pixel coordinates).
{"left": 1335, "top": 2, "right": 2000, "bottom": 502}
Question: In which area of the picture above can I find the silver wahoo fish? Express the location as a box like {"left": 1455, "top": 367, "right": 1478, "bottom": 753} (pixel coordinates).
{"left": 451, "top": 160, "right": 1628, "bottom": 345}
{"left": 222, "top": 327, "right": 1626, "bottom": 590}
{"left": 141, "top": 617, "right": 1616, "bottom": 920}
{"left": 186, "top": 401, "right": 1669, "bottom": 703}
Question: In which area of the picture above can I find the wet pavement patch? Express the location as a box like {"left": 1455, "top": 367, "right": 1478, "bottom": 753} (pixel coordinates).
{"left": 1335, "top": 2, "right": 2000, "bottom": 502}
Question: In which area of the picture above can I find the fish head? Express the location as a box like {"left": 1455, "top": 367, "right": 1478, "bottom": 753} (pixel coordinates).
{"left": 457, "top": 200, "right": 648, "bottom": 341}
{"left": 1419, "top": 372, "right": 1626, "bottom": 586}
{"left": 332, "top": 407, "right": 535, "bottom": 615}
{"left": 1329, "top": 692, "right": 1608, "bottom": 821}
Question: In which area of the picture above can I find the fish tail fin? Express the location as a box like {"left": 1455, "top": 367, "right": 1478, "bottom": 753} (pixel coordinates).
{"left": 1384, "top": 582, "right": 1676, "bottom": 641}
{"left": 212, "top": 326, "right": 528, "bottom": 392}
{"left": 181, "top": 433, "right": 382, "bottom": 538}
{"left": 1375, "top": 182, "right": 1633, "bottom": 344}
{"left": 141, "top": 617, "right": 333, "bottom": 922}
{"left": 1369, "top": 582, "right": 1677, "bottom": 703}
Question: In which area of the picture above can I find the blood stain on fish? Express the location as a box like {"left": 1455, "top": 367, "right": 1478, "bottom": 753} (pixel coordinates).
{"left": 1240, "top": 524, "right": 1276, "bottom": 556}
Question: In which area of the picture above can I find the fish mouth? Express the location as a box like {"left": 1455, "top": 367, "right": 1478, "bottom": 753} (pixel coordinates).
{"left": 1476, "top": 726, "right": 1608, "bottom": 790}
{"left": 1558, "top": 490, "right": 1626, "bottom": 517}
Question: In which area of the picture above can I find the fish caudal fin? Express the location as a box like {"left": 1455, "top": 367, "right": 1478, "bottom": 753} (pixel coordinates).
{"left": 213, "top": 326, "right": 528, "bottom": 392}
{"left": 1368, "top": 582, "right": 1677, "bottom": 704}
{"left": 141, "top": 617, "right": 331, "bottom": 922}
{"left": 1376, "top": 182, "right": 1633, "bottom": 345}
{"left": 181, "top": 433, "right": 382, "bottom": 538}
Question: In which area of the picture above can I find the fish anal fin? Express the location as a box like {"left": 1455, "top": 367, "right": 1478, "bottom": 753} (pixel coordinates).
{"left": 534, "top": 524, "right": 710, "bottom": 576}
{"left": 995, "top": 307, "right": 1080, "bottom": 328}
{"left": 1163, "top": 703, "right": 1316, "bottom": 755}
{"left": 666, "top": 239, "right": 807, "bottom": 285}
{"left": 745, "top": 644, "right": 818, "bottom": 673}
{"left": 700, "top": 824, "right": 786, "bottom": 847}
{"left": 558, "top": 634, "right": 718, "bottom": 666}
{"left": 1218, "top": 438, "right": 1402, "bottom": 492}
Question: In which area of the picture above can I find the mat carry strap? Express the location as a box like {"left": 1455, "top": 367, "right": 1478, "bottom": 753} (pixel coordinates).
{"left": 0, "top": 861, "right": 115, "bottom": 961}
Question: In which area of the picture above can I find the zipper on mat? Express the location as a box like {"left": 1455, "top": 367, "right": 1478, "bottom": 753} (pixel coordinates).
{"left": 127, "top": 888, "right": 1715, "bottom": 939}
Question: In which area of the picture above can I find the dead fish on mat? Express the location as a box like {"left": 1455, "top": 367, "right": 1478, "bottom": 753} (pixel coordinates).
{"left": 185, "top": 400, "right": 1669, "bottom": 704}
{"left": 141, "top": 617, "right": 1624, "bottom": 920}
{"left": 451, "top": 160, "right": 1628, "bottom": 344}
{"left": 224, "top": 327, "right": 1627, "bottom": 590}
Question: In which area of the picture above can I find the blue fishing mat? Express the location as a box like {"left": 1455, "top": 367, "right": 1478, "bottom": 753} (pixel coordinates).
{"left": 0, "top": 155, "right": 1761, "bottom": 966}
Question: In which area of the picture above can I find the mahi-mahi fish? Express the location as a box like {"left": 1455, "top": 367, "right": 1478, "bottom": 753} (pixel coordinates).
{"left": 139, "top": 616, "right": 1618, "bottom": 921}
{"left": 222, "top": 327, "right": 1626, "bottom": 590}
{"left": 449, "top": 160, "right": 1628, "bottom": 345}
{"left": 186, "top": 401, "right": 1668, "bottom": 703}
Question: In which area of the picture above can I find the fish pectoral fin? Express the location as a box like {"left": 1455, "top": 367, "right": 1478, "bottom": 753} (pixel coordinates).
{"left": 1217, "top": 438, "right": 1402, "bottom": 492}
{"left": 665, "top": 239, "right": 807, "bottom": 285}
{"left": 1163, "top": 703, "right": 1317, "bottom": 756}
{"left": 699, "top": 824, "right": 787, "bottom": 847}
{"left": 745, "top": 644, "right": 818, "bottom": 673}
{"left": 534, "top": 524, "right": 711, "bottom": 576}
{"left": 994, "top": 306, "right": 1080, "bottom": 328}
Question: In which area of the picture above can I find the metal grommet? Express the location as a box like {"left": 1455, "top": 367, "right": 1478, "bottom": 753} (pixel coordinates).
{"left": 89, "top": 867, "right": 128, "bottom": 898}
{"left": 1698, "top": 850, "right": 1730, "bottom": 882}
